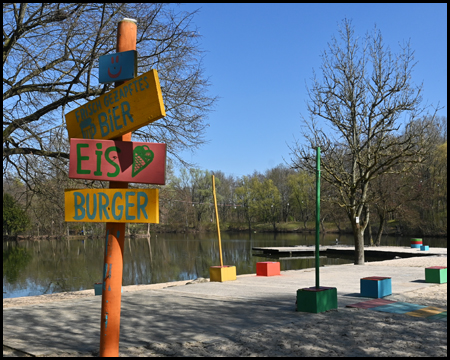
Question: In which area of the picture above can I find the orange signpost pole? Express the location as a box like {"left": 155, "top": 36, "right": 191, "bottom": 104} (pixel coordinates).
{"left": 99, "top": 18, "right": 137, "bottom": 357}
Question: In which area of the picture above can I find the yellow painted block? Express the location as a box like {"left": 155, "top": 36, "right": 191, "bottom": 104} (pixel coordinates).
{"left": 405, "top": 306, "right": 445, "bottom": 318}
{"left": 209, "top": 266, "right": 236, "bottom": 282}
{"left": 65, "top": 188, "right": 158, "bottom": 223}
{"left": 65, "top": 69, "right": 165, "bottom": 140}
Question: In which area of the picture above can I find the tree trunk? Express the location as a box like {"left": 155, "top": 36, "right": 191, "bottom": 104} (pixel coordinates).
{"left": 375, "top": 213, "right": 385, "bottom": 246}
{"left": 320, "top": 217, "right": 326, "bottom": 233}
{"left": 354, "top": 223, "right": 365, "bottom": 265}
{"left": 334, "top": 219, "right": 342, "bottom": 233}
{"left": 367, "top": 219, "right": 373, "bottom": 246}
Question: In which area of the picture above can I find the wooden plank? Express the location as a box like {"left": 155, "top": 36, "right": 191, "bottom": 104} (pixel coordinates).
{"left": 252, "top": 246, "right": 328, "bottom": 253}
{"left": 253, "top": 256, "right": 327, "bottom": 260}
{"left": 64, "top": 188, "right": 159, "bottom": 223}
{"left": 69, "top": 139, "right": 166, "bottom": 184}
{"left": 65, "top": 69, "right": 165, "bottom": 140}
{"left": 252, "top": 246, "right": 446, "bottom": 257}
{"left": 99, "top": 50, "right": 137, "bottom": 84}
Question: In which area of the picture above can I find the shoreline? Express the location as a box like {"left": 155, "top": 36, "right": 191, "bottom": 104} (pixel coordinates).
{"left": 4, "top": 253, "right": 447, "bottom": 309}
{"left": 4, "top": 227, "right": 448, "bottom": 241}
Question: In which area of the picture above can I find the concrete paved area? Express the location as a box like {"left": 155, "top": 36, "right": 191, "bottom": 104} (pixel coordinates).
{"left": 3, "top": 256, "right": 447, "bottom": 356}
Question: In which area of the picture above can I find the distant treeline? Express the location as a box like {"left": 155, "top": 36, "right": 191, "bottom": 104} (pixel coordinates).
{"left": 3, "top": 143, "right": 447, "bottom": 240}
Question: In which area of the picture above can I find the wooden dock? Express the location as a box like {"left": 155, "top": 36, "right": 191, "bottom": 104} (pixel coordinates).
{"left": 252, "top": 245, "right": 447, "bottom": 260}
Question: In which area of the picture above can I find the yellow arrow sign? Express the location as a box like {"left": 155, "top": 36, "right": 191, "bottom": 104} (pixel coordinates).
{"left": 65, "top": 188, "right": 159, "bottom": 223}
{"left": 65, "top": 69, "right": 165, "bottom": 140}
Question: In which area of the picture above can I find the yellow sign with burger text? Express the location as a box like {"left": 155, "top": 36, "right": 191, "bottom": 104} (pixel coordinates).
{"left": 65, "top": 188, "right": 159, "bottom": 223}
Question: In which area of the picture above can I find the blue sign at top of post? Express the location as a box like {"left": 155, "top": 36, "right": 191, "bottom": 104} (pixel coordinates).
{"left": 99, "top": 50, "right": 137, "bottom": 84}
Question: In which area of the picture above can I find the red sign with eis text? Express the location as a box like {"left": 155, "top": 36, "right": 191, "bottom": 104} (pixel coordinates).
{"left": 69, "top": 139, "right": 166, "bottom": 185}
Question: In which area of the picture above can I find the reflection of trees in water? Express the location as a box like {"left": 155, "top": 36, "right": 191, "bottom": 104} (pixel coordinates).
{"left": 3, "top": 244, "right": 33, "bottom": 283}
{"left": 3, "top": 234, "right": 447, "bottom": 298}
{"left": 3, "top": 238, "right": 104, "bottom": 297}
{"left": 41, "top": 281, "right": 53, "bottom": 295}
{"left": 147, "top": 237, "right": 153, "bottom": 263}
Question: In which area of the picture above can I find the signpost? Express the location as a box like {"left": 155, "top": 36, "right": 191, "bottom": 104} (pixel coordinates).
{"left": 315, "top": 147, "right": 320, "bottom": 288}
{"left": 65, "top": 69, "right": 165, "bottom": 141}
{"left": 209, "top": 175, "right": 236, "bottom": 282}
{"left": 69, "top": 139, "right": 166, "bottom": 184}
{"left": 212, "top": 175, "right": 223, "bottom": 267}
{"left": 296, "top": 147, "right": 338, "bottom": 313}
{"left": 63, "top": 18, "right": 166, "bottom": 357}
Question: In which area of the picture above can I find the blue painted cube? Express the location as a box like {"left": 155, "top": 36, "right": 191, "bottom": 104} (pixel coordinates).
{"left": 360, "top": 276, "right": 392, "bottom": 298}
{"left": 94, "top": 282, "right": 103, "bottom": 296}
{"left": 93, "top": 283, "right": 123, "bottom": 296}
{"left": 420, "top": 245, "right": 429, "bottom": 251}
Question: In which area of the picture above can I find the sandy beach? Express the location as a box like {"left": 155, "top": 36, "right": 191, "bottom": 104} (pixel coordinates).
{"left": 3, "top": 255, "right": 447, "bottom": 357}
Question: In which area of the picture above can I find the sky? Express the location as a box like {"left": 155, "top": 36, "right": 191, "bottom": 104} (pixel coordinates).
{"left": 171, "top": 3, "right": 447, "bottom": 179}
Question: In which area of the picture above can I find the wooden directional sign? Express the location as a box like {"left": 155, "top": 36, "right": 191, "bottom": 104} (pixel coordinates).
{"left": 69, "top": 139, "right": 166, "bottom": 185}
{"left": 65, "top": 188, "right": 159, "bottom": 223}
{"left": 65, "top": 69, "right": 165, "bottom": 140}
{"left": 99, "top": 50, "right": 137, "bottom": 84}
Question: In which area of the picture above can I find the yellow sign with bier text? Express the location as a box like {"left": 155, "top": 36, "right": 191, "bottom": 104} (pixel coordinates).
{"left": 65, "top": 69, "right": 165, "bottom": 140}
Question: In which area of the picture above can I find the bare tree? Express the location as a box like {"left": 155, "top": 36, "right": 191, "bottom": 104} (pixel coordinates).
{"left": 3, "top": 3, "right": 217, "bottom": 195}
{"left": 289, "top": 19, "right": 442, "bottom": 264}
{"left": 265, "top": 164, "right": 295, "bottom": 223}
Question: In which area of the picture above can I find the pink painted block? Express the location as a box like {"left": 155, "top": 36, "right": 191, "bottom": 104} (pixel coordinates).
{"left": 256, "top": 262, "right": 280, "bottom": 276}
{"left": 69, "top": 139, "right": 166, "bottom": 184}
{"left": 361, "top": 276, "right": 391, "bottom": 281}
{"left": 346, "top": 298, "right": 396, "bottom": 309}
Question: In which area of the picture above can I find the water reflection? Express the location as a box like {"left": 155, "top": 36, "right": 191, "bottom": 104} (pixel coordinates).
{"left": 3, "top": 233, "right": 446, "bottom": 298}
{"left": 3, "top": 246, "right": 33, "bottom": 283}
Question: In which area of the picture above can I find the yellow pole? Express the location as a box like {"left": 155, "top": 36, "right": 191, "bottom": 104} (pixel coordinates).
{"left": 212, "top": 175, "right": 223, "bottom": 267}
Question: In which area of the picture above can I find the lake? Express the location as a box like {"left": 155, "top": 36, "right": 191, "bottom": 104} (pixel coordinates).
{"left": 3, "top": 232, "right": 446, "bottom": 298}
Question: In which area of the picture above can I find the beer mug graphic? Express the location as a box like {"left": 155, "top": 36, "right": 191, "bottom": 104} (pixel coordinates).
{"left": 80, "top": 117, "right": 97, "bottom": 139}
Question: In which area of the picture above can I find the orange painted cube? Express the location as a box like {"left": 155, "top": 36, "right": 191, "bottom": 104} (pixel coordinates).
{"left": 256, "top": 262, "right": 281, "bottom": 276}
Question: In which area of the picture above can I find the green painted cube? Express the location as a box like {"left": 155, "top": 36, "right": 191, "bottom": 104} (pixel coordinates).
{"left": 425, "top": 267, "right": 447, "bottom": 284}
{"left": 297, "top": 286, "right": 338, "bottom": 313}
